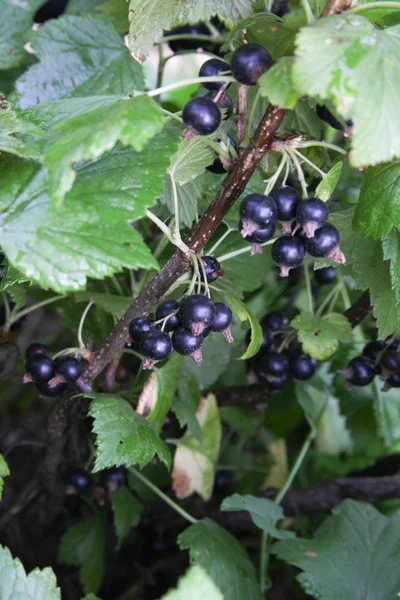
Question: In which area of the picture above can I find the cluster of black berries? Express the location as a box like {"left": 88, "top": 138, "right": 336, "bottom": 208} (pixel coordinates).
{"left": 339, "top": 339, "right": 400, "bottom": 391}
{"left": 248, "top": 311, "right": 317, "bottom": 392}
{"left": 23, "top": 343, "right": 82, "bottom": 397}
{"left": 239, "top": 188, "right": 345, "bottom": 276}
{"left": 65, "top": 466, "right": 127, "bottom": 506}
{"left": 128, "top": 257, "right": 233, "bottom": 370}
{"left": 182, "top": 43, "right": 273, "bottom": 137}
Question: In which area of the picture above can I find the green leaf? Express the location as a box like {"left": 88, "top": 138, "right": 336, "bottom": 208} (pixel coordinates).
{"left": 67, "top": 0, "right": 128, "bottom": 33}
{"left": 0, "top": 455, "right": 10, "bottom": 501}
{"left": 223, "top": 290, "right": 264, "bottom": 360}
{"left": 274, "top": 499, "right": 400, "bottom": 600}
{"left": 350, "top": 1, "right": 400, "bottom": 23}
{"left": 81, "top": 594, "right": 102, "bottom": 600}
{"left": 169, "top": 137, "right": 216, "bottom": 185}
{"left": 0, "top": 105, "right": 49, "bottom": 160}
{"left": 291, "top": 311, "right": 353, "bottom": 360}
{"left": 292, "top": 15, "right": 400, "bottom": 167}
{"left": 315, "top": 161, "right": 343, "bottom": 202}
{"left": 0, "top": 543, "right": 61, "bottom": 599}
{"left": 315, "top": 395, "right": 352, "bottom": 456}
{"left": 87, "top": 393, "right": 171, "bottom": 471}
{"left": 353, "top": 162, "right": 400, "bottom": 238}
{"left": 221, "top": 494, "right": 295, "bottom": 540}
{"left": 137, "top": 354, "right": 184, "bottom": 432}
{"left": 280, "top": 98, "right": 323, "bottom": 138}
{"left": 173, "top": 375, "right": 202, "bottom": 442}
{"left": 205, "top": 0, "right": 259, "bottom": 23}
{"left": 259, "top": 57, "right": 299, "bottom": 109}
{"left": 172, "top": 394, "right": 221, "bottom": 501}
{"left": 58, "top": 511, "right": 106, "bottom": 594}
{"left": 225, "top": 13, "right": 295, "bottom": 59}
{"left": 0, "top": 0, "right": 42, "bottom": 70}
{"left": 186, "top": 333, "right": 232, "bottom": 389}
{"left": 74, "top": 293, "right": 131, "bottom": 320}
{"left": 178, "top": 520, "right": 263, "bottom": 600}
{"left": 110, "top": 485, "right": 142, "bottom": 550}
{"left": 0, "top": 260, "right": 30, "bottom": 293}
{"left": 160, "top": 565, "right": 223, "bottom": 600}
{"left": 16, "top": 15, "right": 144, "bottom": 109}
{"left": 374, "top": 383, "right": 400, "bottom": 450}
{"left": 161, "top": 176, "right": 201, "bottom": 228}
{"left": 44, "top": 96, "right": 164, "bottom": 206}
{"left": 382, "top": 229, "right": 400, "bottom": 305}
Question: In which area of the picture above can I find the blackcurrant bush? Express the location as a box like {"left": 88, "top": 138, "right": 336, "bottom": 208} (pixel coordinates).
{"left": 296, "top": 198, "right": 328, "bottom": 238}
{"left": 155, "top": 300, "right": 180, "bottom": 332}
{"left": 99, "top": 466, "right": 127, "bottom": 493}
{"left": 239, "top": 220, "right": 276, "bottom": 255}
{"left": 306, "top": 224, "right": 346, "bottom": 264}
{"left": 209, "top": 302, "right": 233, "bottom": 342}
{"left": 289, "top": 352, "right": 317, "bottom": 381}
{"left": 65, "top": 466, "right": 91, "bottom": 495}
{"left": 182, "top": 97, "right": 221, "bottom": 136}
{"left": 314, "top": 266, "right": 337, "bottom": 285}
{"left": 338, "top": 356, "right": 376, "bottom": 387}
{"left": 363, "top": 340, "right": 385, "bottom": 361}
{"left": 172, "top": 327, "right": 204, "bottom": 365}
{"left": 199, "top": 58, "right": 231, "bottom": 90}
{"left": 240, "top": 193, "right": 277, "bottom": 236}
{"left": 168, "top": 23, "right": 209, "bottom": 52}
{"left": 272, "top": 236, "right": 305, "bottom": 277}
{"left": 316, "top": 104, "right": 343, "bottom": 131}
{"left": 198, "top": 256, "right": 224, "bottom": 282}
{"left": 206, "top": 135, "right": 237, "bottom": 174}
{"left": 54, "top": 357, "right": 81, "bottom": 382}
{"left": 205, "top": 91, "right": 234, "bottom": 120}
{"left": 36, "top": 379, "right": 68, "bottom": 397}
{"left": 25, "top": 354, "right": 55, "bottom": 382}
{"left": 129, "top": 316, "right": 154, "bottom": 343}
{"left": 270, "top": 186, "right": 301, "bottom": 233}
{"left": 261, "top": 311, "right": 288, "bottom": 332}
{"left": 258, "top": 351, "right": 289, "bottom": 380}
{"left": 139, "top": 330, "right": 172, "bottom": 369}
{"left": 179, "top": 294, "right": 215, "bottom": 336}
{"left": 231, "top": 43, "right": 273, "bottom": 85}
{"left": 25, "top": 342, "right": 48, "bottom": 359}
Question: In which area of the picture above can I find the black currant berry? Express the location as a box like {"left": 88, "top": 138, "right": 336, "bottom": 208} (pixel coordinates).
{"left": 272, "top": 236, "right": 305, "bottom": 277}
{"left": 266, "top": 374, "right": 288, "bottom": 391}
{"left": 99, "top": 467, "right": 127, "bottom": 493}
{"left": 380, "top": 351, "right": 400, "bottom": 376}
{"left": 316, "top": 104, "right": 343, "bottom": 131}
{"left": 296, "top": 198, "right": 328, "bottom": 238}
{"left": 129, "top": 317, "right": 154, "bottom": 343}
{"left": 179, "top": 294, "right": 215, "bottom": 336}
{"left": 382, "top": 373, "right": 400, "bottom": 391}
{"left": 65, "top": 466, "right": 91, "bottom": 495}
{"left": 209, "top": 302, "right": 233, "bottom": 343}
{"left": 199, "top": 58, "right": 231, "bottom": 90}
{"left": 182, "top": 97, "right": 221, "bottom": 136}
{"left": 172, "top": 327, "right": 204, "bottom": 365}
{"left": 306, "top": 224, "right": 346, "bottom": 264}
{"left": 199, "top": 256, "right": 224, "bottom": 282}
{"left": 36, "top": 380, "right": 68, "bottom": 397}
{"left": 139, "top": 330, "right": 172, "bottom": 369}
{"left": 240, "top": 194, "right": 277, "bottom": 236}
{"left": 270, "top": 186, "right": 301, "bottom": 233}
{"left": 289, "top": 352, "right": 317, "bottom": 381}
{"left": 155, "top": 300, "right": 180, "bottom": 333}
{"left": 25, "top": 354, "right": 55, "bottom": 382}
{"left": 206, "top": 135, "right": 237, "bottom": 174}
{"left": 25, "top": 342, "right": 48, "bottom": 359}
{"left": 54, "top": 357, "right": 81, "bottom": 382}
{"left": 206, "top": 91, "right": 233, "bottom": 120}
{"left": 363, "top": 340, "right": 385, "bottom": 361}
{"left": 338, "top": 356, "right": 376, "bottom": 387}
{"left": 231, "top": 43, "right": 273, "bottom": 85}
{"left": 261, "top": 311, "right": 289, "bottom": 332}
{"left": 239, "top": 220, "right": 276, "bottom": 256}
{"left": 259, "top": 351, "right": 289, "bottom": 380}
{"left": 314, "top": 266, "right": 337, "bottom": 285}
{"left": 168, "top": 23, "right": 209, "bottom": 52}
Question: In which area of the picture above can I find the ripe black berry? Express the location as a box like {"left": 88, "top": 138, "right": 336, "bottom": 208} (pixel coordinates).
{"left": 205, "top": 91, "right": 233, "bottom": 120}
{"left": 261, "top": 311, "right": 288, "bottom": 332}
{"left": 239, "top": 220, "right": 276, "bottom": 255}
{"left": 25, "top": 354, "right": 55, "bottom": 382}
{"left": 36, "top": 380, "right": 68, "bottom": 397}
{"left": 266, "top": 374, "right": 288, "bottom": 391}
{"left": 259, "top": 352, "right": 289, "bottom": 380}
{"left": 168, "top": 23, "right": 209, "bottom": 52}
{"left": 155, "top": 300, "right": 180, "bottom": 332}
{"left": 338, "top": 356, "right": 376, "bottom": 387}
{"left": 306, "top": 224, "right": 346, "bottom": 264}
{"left": 209, "top": 302, "right": 233, "bottom": 342}
{"left": 316, "top": 104, "right": 343, "bottom": 131}
{"left": 314, "top": 266, "right": 337, "bottom": 285}
{"left": 231, "top": 43, "right": 273, "bottom": 85}
{"left": 129, "top": 317, "right": 154, "bottom": 343}
{"left": 179, "top": 294, "right": 215, "bottom": 336}
{"left": 363, "top": 340, "right": 385, "bottom": 361}
{"left": 383, "top": 373, "right": 400, "bottom": 391}
{"left": 139, "top": 330, "right": 172, "bottom": 369}
{"left": 65, "top": 466, "right": 91, "bottom": 495}
{"left": 199, "top": 58, "right": 231, "bottom": 90}
{"left": 296, "top": 198, "right": 328, "bottom": 238}
{"left": 25, "top": 342, "right": 48, "bottom": 359}
{"left": 206, "top": 135, "right": 237, "bottom": 174}
{"left": 380, "top": 351, "right": 400, "bottom": 376}
{"left": 199, "top": 256, "right": 224, "bottom": 282}
{"left": 54, "top": 357, "right": 81, "bottom": 382}
{"left": 100, "top": 467, "right": 127, "bottom": 493}
{"left": 272, "top": 236, "right": 305, "bottom": 277}
{"left": 172, "top": 327, "right": 204, "bottom": 365}
{"left": 182, "top": 97, "right": 221, "bottom": 136}
{"left": 270, "top": 186, "right": 301, "bottom": 233}
{"left": 240, "top": 194, "right": 277, "bottom": 236}
{"left": 289, "top": 352, "right": 317, "bottom": 381}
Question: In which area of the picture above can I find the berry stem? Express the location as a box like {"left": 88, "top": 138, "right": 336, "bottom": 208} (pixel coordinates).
{"left": 304, "top": 263, "right": 314, "bottom": 314}
{"left": 187, "top": 255, "right": 200, "bottom": 296}
{"left": 300, "top": 0, "right": 315, "bottom": 23}
{"left": 264, "top": 152, "right": 288, "bottom": 195}
{"left": 292, "top": 148, "right": 326, "bottom": 178}
{"left": 198, "top": 255, "right": 212, "bottom": 298}
{"left": 284, "top": 147, "right": 308, "bottom": 198}
{"left": 295, "top": 141, "right": 347, "bottom": 155}
{"left": 206, "top": 226, "right": 234, "bottom": 255}
{"left": 128, "top": 467, "right": 199, "bottom": 524}
{"left": 147, "top": 76, "right": 236, "bottom": 98}
{"left": 145, "top": 208, "right": 191, "bottom": 255}
{"left": 159, "top": 107, "right": 183, "bottom": 123}
{"left": 244, "top": 88, "right": 262, "bottom": 147}
{"left": 316, "top": 280, "right": 344, "bottom": 317}
{"left": 7, "top": 294, "right": 68, "bottom": 326}
{"left": 217, "top": 238, "right": 275, "bottom": 263}
{"left": 77, "top": 301, "right": 95, "bottom": 349}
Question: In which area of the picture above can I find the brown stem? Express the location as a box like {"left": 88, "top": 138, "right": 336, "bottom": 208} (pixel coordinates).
{"left": 322, "top": 0, "right": 351, "bottom": 16}
{"left": 105, "top": 357, "right": 121, "bottom": 393}
{"left": 236, "top": 84, "right": 248, "bottom": 147}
